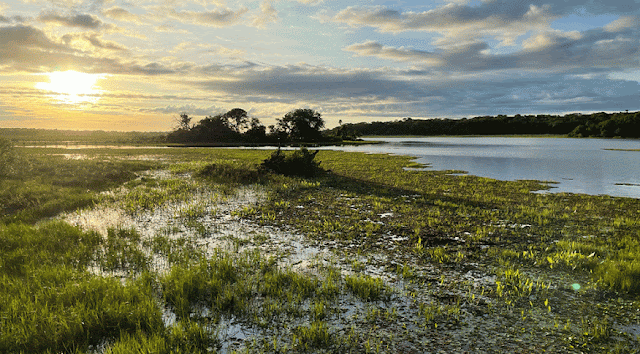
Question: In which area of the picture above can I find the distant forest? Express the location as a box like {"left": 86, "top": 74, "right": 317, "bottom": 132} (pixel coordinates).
{"left": 334, "top": 111, "right": 640, "bottom": 139}
{"left": 0, "top": 128, "right": 166, "bottom": 145}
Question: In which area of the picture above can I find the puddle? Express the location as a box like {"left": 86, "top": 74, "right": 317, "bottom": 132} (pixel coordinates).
{"left": 620, "top": 324, "right": 640, "bottom": 338}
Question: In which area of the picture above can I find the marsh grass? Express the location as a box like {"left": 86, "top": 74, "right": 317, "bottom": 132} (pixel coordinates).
{"left": 2, "top": 145, "right": 640, "bottom": 352}
{"left": 345, "top": 274, "right": 391, "bottom": 302}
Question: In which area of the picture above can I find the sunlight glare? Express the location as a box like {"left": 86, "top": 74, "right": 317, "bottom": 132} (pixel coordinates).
{"left": 36, "top": 70, "right": 107, "bottom": 104}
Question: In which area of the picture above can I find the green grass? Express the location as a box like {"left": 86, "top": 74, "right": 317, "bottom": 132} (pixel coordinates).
{"left": 345, "top": 274, "right": 391, "bottom": 302}
{"left": 1, "top": 144, "right": 640, "bottom": 352}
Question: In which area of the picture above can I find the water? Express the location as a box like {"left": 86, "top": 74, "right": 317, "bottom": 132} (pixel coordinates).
{"left": 326, "top": 137, "right": 640, "bottom": 199}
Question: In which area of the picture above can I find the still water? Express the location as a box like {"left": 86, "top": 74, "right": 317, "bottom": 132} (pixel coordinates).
{"left": 328, "top": 137, "right": 640, "bottom": 199}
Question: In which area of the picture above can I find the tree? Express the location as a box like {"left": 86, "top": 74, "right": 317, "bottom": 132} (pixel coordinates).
{"left": 176, "top": 113, "right": 192, "bottom": 131}
{"left": 194, "top": 114, "right": 236, "bottom": 142}
{"left": 223, "top": 108, "right": 249, "bottom": 134}
{"left": 276, "top": 109, "right": 325, "bottom": 142}
{"left": 245, "top": 117, "right": 267, "bottom": 142}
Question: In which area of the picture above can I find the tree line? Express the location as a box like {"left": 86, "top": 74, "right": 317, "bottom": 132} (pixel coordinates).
{"left": 330, "top": 111, "right": 640, "bottom": 138}
{"left": 167, "top": 108, "right": 332, "bottom": 144}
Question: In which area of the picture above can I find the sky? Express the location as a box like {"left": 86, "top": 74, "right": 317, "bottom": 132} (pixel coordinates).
{"left": 1, "top": 0, "right": 640, "bottom": 131}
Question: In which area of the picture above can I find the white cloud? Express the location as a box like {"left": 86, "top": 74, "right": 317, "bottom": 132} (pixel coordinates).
{"left": 102, "top": 6, "right": 143, "bottom": 22}
{"left": 604, "top": 16, "right": 640, "bottom": 32}
{"left": 159, "top": 6, "right": 248, "bottom": 27}
{"left": 521, "top": 30, "right": 582, "bottom": 50}
{"left": 329, "top": 3, "right": 555, "bottom": 47}
{"left": 251, "top": 0, "right": 279, "bottom": 28}
{"left": 62, "top": 33, "right": 129, "bottom": 52}
{"left": 344, "top": 40, "right": 441, "bottom": 65}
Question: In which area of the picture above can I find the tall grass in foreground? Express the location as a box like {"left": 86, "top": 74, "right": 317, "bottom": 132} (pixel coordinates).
{"left": 0, "top": 222, "right": 163, "bottom": 353}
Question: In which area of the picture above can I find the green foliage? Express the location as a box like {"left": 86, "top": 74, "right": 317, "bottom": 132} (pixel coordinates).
{"left": 0, "top": 128, "right": 166, "bottom": 145}
{"left": 0, "top": 273, "right": 163, "bottom": 353}
{"left": 99, "top": 228, "right": 149, "bottom": 274}
{"left": 167, "top": 108, "right": 266, "bottom": 144}
{"left": 0, "top": 222, "right": 162, "bottom": 353}
{"left": 1, "top": 153, "right": 154, "bottom": 223}
{"left": 0, "top": 221, "right": 101, "bottom": 276}
{"left": 345, "top": 274, "right": 390, "bottom": 302}
{"left": 195, "top": 163, "right": 263, "bottom": 184}
{"left": 293, "top": 321, "right": 333, "bottom": 350}
{"left": 276, "top": 108, "right": 325, "bottom": 142}
{"left": 260, "top": 147, "right": 321, "bottom": 177}
{"left": 494, "top": 267, "right": 548, "bottom": 300}
{"left": 596, "top": 260, "right": 640, "bottom": 293}
{"left": 105, "top": 321, "right": 217, "bottom": 354}
{"left": 336, "top": 110, "right": 640, "bottom": 138}
{"left": 0, "top": 137, "right": 17, "bottom": 177}
{"left": 3, "top": 144, "right": 640, "bottom": 352}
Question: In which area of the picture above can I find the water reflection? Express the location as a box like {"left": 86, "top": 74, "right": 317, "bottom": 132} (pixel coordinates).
{"left": 327, "top": 137, "right": 640, "bottom": 199}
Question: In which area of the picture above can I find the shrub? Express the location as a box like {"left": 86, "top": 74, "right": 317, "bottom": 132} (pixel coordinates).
{"left": 260, "top": 147, "right": 321, "bottom": 177}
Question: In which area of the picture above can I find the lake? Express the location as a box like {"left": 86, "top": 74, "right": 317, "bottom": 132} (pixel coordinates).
{"left": 327, "top": 137, "right": 640, "bottom": 199}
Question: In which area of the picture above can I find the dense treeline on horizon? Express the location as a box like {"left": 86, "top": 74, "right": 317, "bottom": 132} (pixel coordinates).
{"left": 3, "top": 110, "right": 639, "bottom": 146}
{"left": 335, "top": 111, "right": 640, "bottom": 138}
{"left": 0, "top": 128, "right": 166, "bottom": 145}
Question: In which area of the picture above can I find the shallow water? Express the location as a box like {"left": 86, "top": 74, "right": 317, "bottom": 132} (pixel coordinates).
{"left": 326, "top": 137, "right": 640, "bottom": 198}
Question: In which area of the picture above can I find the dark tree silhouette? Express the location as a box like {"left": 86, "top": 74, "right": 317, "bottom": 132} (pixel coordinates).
{"left": 193, "top": 115, "right": 237, "bottom": 142}
{"left": 176, "top": 113, "right": 192, "bottom": 131}
{"left": 276, "top": 109, "right": 325, "bottom": 142}
{"left": 245, "top": 117, "right": 267, "bottom": 142}
{"left": 223, "top": 108, "right": 249, "bottom": 134}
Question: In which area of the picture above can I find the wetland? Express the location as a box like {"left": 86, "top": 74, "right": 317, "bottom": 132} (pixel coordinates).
{"left": 326, "top": 137, "right": 640, "bottom": 199}
{"left": 1, "top": 142, "right": 639, "bottom": 353}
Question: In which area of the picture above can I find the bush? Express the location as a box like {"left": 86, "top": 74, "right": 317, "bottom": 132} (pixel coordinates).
{"left": 260, "top": 148, "right": 321, "bottom": 177}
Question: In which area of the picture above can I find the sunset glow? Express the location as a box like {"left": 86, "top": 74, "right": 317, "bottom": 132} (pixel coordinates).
{"left": 36, "top": 71, "right": 106, "bottom": 105}
{"left": 0, "top": 1, "right": 639, "bottom": 131}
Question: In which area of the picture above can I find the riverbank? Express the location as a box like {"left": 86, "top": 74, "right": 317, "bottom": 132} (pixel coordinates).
{"left": 1, "top": 146, "right": 639, "bottom": 353}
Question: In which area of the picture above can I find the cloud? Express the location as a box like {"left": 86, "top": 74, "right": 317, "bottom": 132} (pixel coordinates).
{"left": 19, "top": 0, "right": 86, "bottom": 8}
{"left": 344, "top": 19, "right": 640, "bottom": 73}
{"left": 251, "top": 0, "right": 279, "bottom": 28}
{"left": 0, "top": 24, "right": 69, "bottom": 51}
{"left": 155, "top": 24, "right": 190, "bottom": 34}
{"left": 329, "top": 4, "right": 554, "bottom": 46}
{"left": 61, "top": 33, "right": 129, "bottom": 52}
{"left": 1, "top": 11, "right": 29, "bottom": 23}
{"left": 102, "top": 6, "right": 142, "bottom": 22}
{"left": 160, "top": 6, "right": 248, "bottom": 27}
{"left": 293, "top": 0, "right": 324, "bottom": 4}
{"left": 145, "top": 104, "right": 225, "bottom": 116}
{"left": 84, "top": 34, "right": 128, "bottom": 51}
{"left": 191, "top": 64, "right": 428, "bottom": 103}
{"left": 0, "top": 25, "right": 179, "bottom": 74}
{"left": 344, "top": 40, "right": 441, "bottom": 65}
{"left": 604, "top": 16, "right": 640, "bottom": 32}
{"left": 38, "top": 12, "right": 104, "bottom": 29}
{"left": 170, "top": 41, "right": 244, "bottom": 58}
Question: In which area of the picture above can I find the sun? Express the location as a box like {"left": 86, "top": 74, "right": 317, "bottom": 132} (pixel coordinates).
{"left": 36, "top": 70, "right": 106, "bottom": 104}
